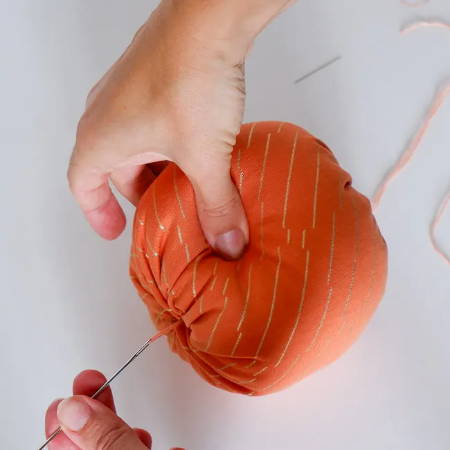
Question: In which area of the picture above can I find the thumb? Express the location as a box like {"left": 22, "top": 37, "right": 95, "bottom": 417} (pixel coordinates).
{"left": 187, "top": 163, "right": 249, "bottom": 260}
{"left": 57, "top": 396, "right": 150, "bottom": 450}
{"left": 68, "top": 157, "right": 126, "bottom": 241}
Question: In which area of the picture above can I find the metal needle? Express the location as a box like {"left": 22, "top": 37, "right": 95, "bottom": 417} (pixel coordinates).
{"left": 294, "top": 56, "right": 341, "bottom": 84}
{"left": 37, "top": 326, "right": 173, "bottom": 450}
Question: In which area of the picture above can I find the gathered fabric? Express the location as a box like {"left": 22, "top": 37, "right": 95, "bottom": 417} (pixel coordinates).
{"left": 130, "top": 122, "right": 388, "bottom": 396}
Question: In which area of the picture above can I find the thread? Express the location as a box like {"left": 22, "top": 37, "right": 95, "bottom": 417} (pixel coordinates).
{"left": 402, "top": 21, "right": 450, "bottom": 34}
{"left": 373, "top": 18, "right": 450, "bottom": 265}
{"left": 400, "top": 0, "right": 430, "bottom": 7}
{"left": 430, "top": 192, "right": 450, "bottom": 265}
{"left": 373, "top": 83, "right": 450, "bottom": 208}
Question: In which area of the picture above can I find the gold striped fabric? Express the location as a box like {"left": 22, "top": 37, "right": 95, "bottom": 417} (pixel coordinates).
{"left": 130, "top": 122, "right": 388, "bottom": 396}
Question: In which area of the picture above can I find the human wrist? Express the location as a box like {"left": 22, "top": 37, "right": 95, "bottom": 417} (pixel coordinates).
{"left": 155, "top": 0, "right": 292, "bottom": 62}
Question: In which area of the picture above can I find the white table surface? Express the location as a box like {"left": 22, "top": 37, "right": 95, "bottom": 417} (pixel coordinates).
{"left": 1, "top": 1, "right": 449, "bottom": 449}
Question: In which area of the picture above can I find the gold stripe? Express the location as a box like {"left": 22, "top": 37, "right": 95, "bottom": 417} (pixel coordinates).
{"left": 240, "top": 378, "right": 256, "bottom": 384}
{"left": 145, "top": 237, "right": 158, "bottom": 257}
{"left": 253, "top": 366, "right": 269, "bottom": 377}
{"left": 152, "top": 188, "right": 165, "bottom": 231}
{"left": 161, "top": 263, "right": 169, "bottom": 290}
{"left": 173, "top": 169, "right": 186, "bottom": 219}
{"left": 338, "top": 197, "right": 360, "bottom": 335}
{"left": 258, "top": 133, "right": 271, "bottom": 201}
{"left": 220, "top": 362, "right": 236, "bottom": 371}
{"left": 307, "top": 287, "right": 333, "bottom": 352}
{"left": 247, "top": 123, "right": 256, "bottom": 148}
{"left": 176, "top": 225, "right": 190, "bottom": 262}
{"left": 255, "top": 246, "right": 282, "bottom": 358}
{"left": 312, "top": 151, "right": 321, "bottom": 229}
{"left": 277, "top": 123, "right": 284, "bottom": 133}
{"left": 199, "top": 295, "right": 204, "bottom": 314}
{"left": 274, "top": 250, "right": 310, "bottom": 368}
{"left": 184, "top": 243, "right": 191, "bottom": 262}
{"left": 205, "top": 296, "right": 229, "bottom": 352}
{"left": 176, "top": 225, "right": 183, "bottom": 244}
{"left": 222, "top": 374, "right": 256, "bottom": 385}
{"left": 231, "top": 332, "right": 242, "bottom": 356}
{"left": 244, "top": 360, "right": 257, "bottom": 369}
{"left": 261, "top": 353, "right": 302, "bottom": 392}
{"left": 209, "top": 261, "right": 219, "bottom": 291}
{"left": 237, "top": 263, "right": 254, "bottom": 331}
{"left": 287, "top": 229, "right": 291, "bottom": 245}
{"left": 307, "top": 213, "right": 336, "bottom": 351}
{"left": 327, "top": 212, "right": 336, "bottom": 285}
{"left": 302, "top": 229, "right": 306, "bottom": 249}
{"left": 222, "top": 277, "right": 230, "bottom": 296}
{"left": 239, "top": 171, "right": 244, "bottom": 193}
{"left": 259, "top": 201, "right": 265, "bottom": 260}
{"left": 142, "top": 279, "right": 154, "bottom": 290}
{"left": 192, "top": 257, "right": 199, "bottom": 297}
{"left": 282, "top": 132, "right": 298, "bottom": 229}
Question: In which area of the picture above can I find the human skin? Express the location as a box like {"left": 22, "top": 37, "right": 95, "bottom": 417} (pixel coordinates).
{"left": 68, "top": 0, "right": 295, "bottom": 259}
{"left": 45, "top": 370, "right": 153, "bottom": 449}
{"left": 49, "top": 1, "right": 297, "bottom": 448}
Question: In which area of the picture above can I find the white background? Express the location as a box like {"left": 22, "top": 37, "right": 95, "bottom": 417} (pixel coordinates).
{"left": 1, "top": 1, "right": 449, "bottom": 449}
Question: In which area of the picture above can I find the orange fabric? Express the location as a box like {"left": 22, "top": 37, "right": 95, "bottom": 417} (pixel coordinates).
{"left": 130, "top": 122, "right": 388, "bottom": 396}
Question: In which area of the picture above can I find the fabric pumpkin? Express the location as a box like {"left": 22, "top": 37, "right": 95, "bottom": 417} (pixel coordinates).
{"left": 130, "top": 122, "right": 388, "bottom": 396}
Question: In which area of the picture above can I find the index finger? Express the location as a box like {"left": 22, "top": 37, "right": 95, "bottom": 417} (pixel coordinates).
{"left": 72, "top": 370, "right": 116, "bottom": 413}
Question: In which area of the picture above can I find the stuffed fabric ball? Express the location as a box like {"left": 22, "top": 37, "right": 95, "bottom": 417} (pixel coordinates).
{"left": 130, "top": 122, "right": 388, "bottom": 396}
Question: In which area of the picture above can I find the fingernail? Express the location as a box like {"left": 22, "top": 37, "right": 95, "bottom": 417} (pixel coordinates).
{"left": 57, "top": 397, "right": 92, "bottom": 431}
{"left": 214, "top": 229, "right": 246, "bottom": 260}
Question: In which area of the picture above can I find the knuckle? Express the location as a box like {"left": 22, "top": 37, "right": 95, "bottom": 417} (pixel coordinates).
{"left": 94, "top": 423, "right": 130, "bottom": 450}
{"left": 201, "top": 195, "right": 240, "bottom": 218}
